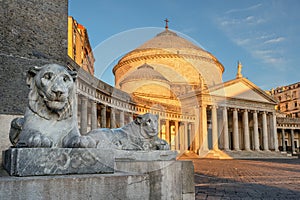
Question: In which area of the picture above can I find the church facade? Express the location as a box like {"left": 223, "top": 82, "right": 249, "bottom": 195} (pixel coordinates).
{"left": 73, "top": 26, "right": 293, "bottom": 158}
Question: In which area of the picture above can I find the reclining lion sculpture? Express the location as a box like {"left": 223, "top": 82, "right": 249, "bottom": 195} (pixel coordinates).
{"left": 87, "top": 113, "right": 170, "bottom": 151}
{"left": 9, "top": 64, "right": 96, "bottom": 148}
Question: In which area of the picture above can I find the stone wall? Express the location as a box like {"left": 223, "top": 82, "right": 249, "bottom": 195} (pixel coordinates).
{"left": 0, "top": 0, "right": 68, "bottom": 115}
{"left": 0, "top": 0, "right": 68, "bottom": 165}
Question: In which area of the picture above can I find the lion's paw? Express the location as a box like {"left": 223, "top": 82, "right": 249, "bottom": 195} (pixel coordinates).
{"left": 27, "top": 132, "right": 53, "bottom": 148}
{"left": 154, "top": 140, "right": 170, "bottom": 150}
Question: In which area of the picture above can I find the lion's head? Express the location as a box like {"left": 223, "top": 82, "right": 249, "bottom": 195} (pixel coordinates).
{"left": 26, "top": 64, "right": 77, "bottom": 121}
{"left": 135, "top": 113, "right": 159, "bottom": 138}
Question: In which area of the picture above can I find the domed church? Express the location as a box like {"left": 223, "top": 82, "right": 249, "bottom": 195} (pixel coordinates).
{"left": 113, "top": 22, "right": 279, "bottom": 157}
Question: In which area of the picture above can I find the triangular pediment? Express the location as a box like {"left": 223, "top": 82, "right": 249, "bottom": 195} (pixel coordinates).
{"left": 209, "top": 78, "right": 276, "bottom": 104}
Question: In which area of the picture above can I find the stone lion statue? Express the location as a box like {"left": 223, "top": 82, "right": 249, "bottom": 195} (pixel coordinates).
{"left": 87, "top": 113, "right": 170, "bottom": 150}
{"left": 9, "top": 64, "right": 96, "bottom": 148}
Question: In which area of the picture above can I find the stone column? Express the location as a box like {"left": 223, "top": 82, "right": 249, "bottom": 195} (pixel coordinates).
{"left": 253, "top": 111, "right": 260, "bottom": 151}
{"left": 100, "top": 105, "right": 106, "bottom": 128}
{"left": 272, "top": 113, "right": 279, "bottom": 151}
{"left": 91, "top": 101, "right": 97, "bottom": 130}
{"left": 184, "top": 122, "right": 189, "bottom": 150}
{"left": 110, "top": 108, "right": 116, "bottom": 128}
{"left": 233, "top": 108, "right": 240, "bottom": 151}
{"left": 223, "top": 107, "right": 229, "bottom": 151}
{"left": 200, "top": 105, "right": 209, "bottom": 152}
{"left": 194, "top": 107, "right": 200, "bottom": 152}
{"left": 80, "top": 96, "right": 88, "bottom": 135}
{"left": 165, "top": 120, "right": 170, "bottom": 144}
{"left": 243, "top": 110, "right": 250, "bottom": 151}
{"left": 119, "top": 110, "right": 125, "bottom": 127}
{"left": 179, "top": 122, "right": 184, "bottom": 152}
{"left": 291, "top": 129, "right": 295, "bottom": 153}
{"left": 211, "top": 105, "right": 219, "bottom": 151}
{"left": 262, "top": 112, "right": 269, "bottom": 151}
{"left": 282, "top": 129, "right": 286, "bottom": 152}
{"left": 175, "top": 121, "right": 179, "bottom": 150}
{"left": 128, "top": 113, "right": 133, "bottom": 122}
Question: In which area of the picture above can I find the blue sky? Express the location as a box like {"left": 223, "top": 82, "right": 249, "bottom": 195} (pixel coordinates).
{"left": 69, "top": 0, "right": 300, "bottom": 90}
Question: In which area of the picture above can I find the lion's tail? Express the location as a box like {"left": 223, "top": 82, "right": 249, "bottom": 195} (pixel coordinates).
{"left": 9, "top": 118, "right": 25, "bottom": 146}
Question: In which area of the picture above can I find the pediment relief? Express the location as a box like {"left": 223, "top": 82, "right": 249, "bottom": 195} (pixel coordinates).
{"left": 209, "top": 79, "right": 276, "bottom": 104}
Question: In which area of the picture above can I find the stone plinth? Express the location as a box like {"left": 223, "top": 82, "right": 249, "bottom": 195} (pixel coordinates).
{"left": 3, "top": 148, "right": 114, "bottom": 176}
{"left": 0, "top": 170, "right": 150, "bottom": 200}
{"left": 115, "top": 160, "right": 195, "bottom": 200}
{"left": 114, "top": 150, "right": 177, "bottom": 161}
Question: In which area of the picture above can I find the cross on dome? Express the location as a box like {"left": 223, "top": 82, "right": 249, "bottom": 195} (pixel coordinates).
{"left": 164, "top": 18, "right": 169, "bottom": 30}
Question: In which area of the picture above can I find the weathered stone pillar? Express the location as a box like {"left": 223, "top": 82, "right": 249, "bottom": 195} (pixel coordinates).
{"left": 200, "top": 105, "right": 209, "bottom": 152}
{"left": 243, "top": 110, "right": 250, "bottom": 151}
{"left": 272, "top": 113, "right": 279, "bottom": 151}
{"left": 110, "top": 108, "right": 116, "bottom": 128}
{"left": 291, "top": 129, "right": 295, "bottom": 153}
{"left": 253, "top": 111, "right": 260, "bottom": 151}
{"left": 119, "top": 110, "right": 125, "bottom": 127}
{"left": 233, "top": 108, "right": 240, "bottom": 151}
{"left": 282, "top": 129, "right": 286, "bottom": 152}
{"left": 80, "top": 96, "right": 88, "bottom": 134}
{"left": 222, "top": 107, "right": 229, "bottom": 151}
{"left": 91, "top": 101, "right": 97, "bottom": 130}
{"left": 262, "top": 112, "right": 269, "bottom": 151}
{"left": 211, "top": 105, "right": 219, "bottom": 151}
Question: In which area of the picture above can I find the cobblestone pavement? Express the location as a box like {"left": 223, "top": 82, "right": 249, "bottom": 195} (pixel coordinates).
{"left": 191, "top": 158, "right": 300, "bottom": 200}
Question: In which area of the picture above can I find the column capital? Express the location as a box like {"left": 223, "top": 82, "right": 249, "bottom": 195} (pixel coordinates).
{"left": 200, "top": 104, "right": 207, "bottom": 108}
{"left": 222, "top": 106, "right": 228, "bottom": 110}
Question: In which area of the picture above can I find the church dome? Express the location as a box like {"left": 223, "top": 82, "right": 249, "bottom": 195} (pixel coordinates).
{"left": 136, "top": 29, "right": 203, "bottom": 50}
{"left": 120, "top": 63, "right": 169, "bottom": 85}
{"left": 113, "top": 26, "right": 225, "bottom": 94}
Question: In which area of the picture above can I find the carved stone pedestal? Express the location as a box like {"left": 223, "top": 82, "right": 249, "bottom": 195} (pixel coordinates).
{"left": 2, "top": 148, "right": 114, "bottom": 176}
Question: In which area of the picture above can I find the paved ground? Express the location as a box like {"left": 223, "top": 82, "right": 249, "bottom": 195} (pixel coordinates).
{"left": 190, "top": 158, "right": 300, "bottom": 200}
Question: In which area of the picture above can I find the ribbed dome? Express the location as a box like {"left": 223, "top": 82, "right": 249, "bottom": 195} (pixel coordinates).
{"left": 120, "top": 63, "right": 169, "bottom": 85}
{"left": 137, "top": 29, "right": 204, "bottom": 51}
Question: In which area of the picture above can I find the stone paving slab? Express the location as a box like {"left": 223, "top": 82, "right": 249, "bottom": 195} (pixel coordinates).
{"left": 182, "top": 158, "right": 300, "bottom": 200}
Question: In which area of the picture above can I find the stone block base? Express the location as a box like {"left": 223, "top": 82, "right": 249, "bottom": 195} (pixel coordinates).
{"left": 114, "top": 149, "right": 177, "bottom": 161}
{"left": 0, "top": 171, "right": 149, "bottom": 200}
{"left": 2, "top": 148, "right": 114, "bottom": 176}
{"left": 115, "top": 160, "right": 195, "bottom": 199}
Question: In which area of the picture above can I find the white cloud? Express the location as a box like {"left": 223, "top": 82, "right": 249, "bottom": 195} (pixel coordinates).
{"left": 225, "top": 3, "right": 263, "bottom": 14}
{"left": 234, "top": 38, "right": 251, "bottom": 46}
{"left": 264, "top": 37, "right": 285, "bottom": 44}
{"left": 252, "top": 50, "right": 284, "bottom": 66}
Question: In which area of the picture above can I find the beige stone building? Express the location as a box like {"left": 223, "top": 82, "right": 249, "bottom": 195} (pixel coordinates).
{"left": 68, "top": 16, "right": 95, "bottom": 75}
{"left": 109, "top": 27, "right": 282, "bottom": 157}
{"left": 269, "top": 82, "right": 300, "bottom": 153}
{"left": 270, "top": 82, "right": 300, "bottom": 117}
{"left": 70, "top": 24, "right": 298, "bottom": 158}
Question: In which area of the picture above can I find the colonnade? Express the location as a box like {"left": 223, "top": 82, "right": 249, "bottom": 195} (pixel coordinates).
{"left": 279, "top": 128, "right": 300, "bottom": 153}
{"left": 195, "top": 105, "right": 279, "bottom": 153}
{"left": 78, "top": 95, "right": 194, "bottom": 151}
{"left": 78, "top": 95, "right": 133, "bottom": 134}
{"left": 78, "top": 94, "right": 282, "bottom": 153}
